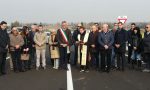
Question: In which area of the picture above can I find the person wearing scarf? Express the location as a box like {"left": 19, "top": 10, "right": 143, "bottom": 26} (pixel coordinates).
{"left": 56, "top": 21, "right": 73, "bottom": 70}
{"left": 49, "top": 29, "right": 59, "bottom": 69}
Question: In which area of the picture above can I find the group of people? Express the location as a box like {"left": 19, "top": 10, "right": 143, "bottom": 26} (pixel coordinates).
{"left": 0, "top": 20, "right": 150, "bottom": 76}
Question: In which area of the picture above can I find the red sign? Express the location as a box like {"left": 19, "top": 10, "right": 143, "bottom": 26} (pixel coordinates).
{"left": 117, "top": 16, "right": 127, "bottom": 23}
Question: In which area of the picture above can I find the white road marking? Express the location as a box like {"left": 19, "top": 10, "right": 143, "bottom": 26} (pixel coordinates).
{"left": 67, "top": 64, "right": 74, "bottom": 90}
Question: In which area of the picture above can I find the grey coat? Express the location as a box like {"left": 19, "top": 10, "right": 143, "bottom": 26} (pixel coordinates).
{"left": 98, "top": 31, "right": 114, "bottom": 50}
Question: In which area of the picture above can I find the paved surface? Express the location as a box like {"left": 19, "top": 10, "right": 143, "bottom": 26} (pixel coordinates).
{"left": 72, "top": 67, "right": 150, "bottom": 90}
{"left": 0, "top": 68, "right": 67, "bottom": 90}
{"left": 0, "top": 66, "right": 150, "bottom": 90}
{"left": 0, "top": 45, "right": 150, "bottom": 90}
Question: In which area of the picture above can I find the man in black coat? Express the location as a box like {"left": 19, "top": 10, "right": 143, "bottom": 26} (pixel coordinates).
{"left": 88, "top": 25, "right": 99, "bottom": 70}
{"left": 142, "top": 24, "right": 150, "bottom": 72}
{"left": 28, "top": 24, "right": 37, "bottom": 69}
{"left": 0, "top": 21, "right": 10, "bottom": 75}
{"left": 114, "top": 22, "right": 127, "bottom": 71}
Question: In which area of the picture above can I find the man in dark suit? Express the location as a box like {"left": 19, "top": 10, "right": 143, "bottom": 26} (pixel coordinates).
{"left": 88, "top": 25, "right": 99, "bottom": 70}
{"left": 142, "top": 24, "right": 150, "bottom": 72}
{"left": 0, "top": 21, "right": 10, "bottom": 75}
{"left": 98, "top": 24, "right": 114, "bottom": 73}
{"left": 114, "top": 22, "right": 127, "bottom": 71}
{"left": 57, "top": 21, "right": 73, "bottom": 70}
{"left": 28, "top": 24, "right": 37, "bottom": 69}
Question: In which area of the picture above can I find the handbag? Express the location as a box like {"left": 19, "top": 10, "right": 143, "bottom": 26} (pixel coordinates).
{"left": 21, "top": 51, "right": 29, "bottom": 61}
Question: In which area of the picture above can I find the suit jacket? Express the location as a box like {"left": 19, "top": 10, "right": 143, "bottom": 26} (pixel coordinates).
{"left": 88, "top": 31, "right": 99, "bottom": 53}
{"left": 34, "top": 31, "right": 47, "bottom": 50}
{"left": 0, "top": 29, "right": 10, "bottom": 53}
{"left": 143, "top": 32, "right": 150, "bottom": 53}
{"left": 114, "top": 28, "right": 127, "bottom": 53}
{"left": 98, "top": 31, "right": 114, "bottom": 50}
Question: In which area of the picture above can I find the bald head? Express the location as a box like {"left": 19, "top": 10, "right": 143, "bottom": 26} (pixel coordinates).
{"left": 102, "top": 24, "right": 109, "bottom": 32}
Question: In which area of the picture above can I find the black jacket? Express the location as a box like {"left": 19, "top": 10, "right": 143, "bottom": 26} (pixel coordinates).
{"left": 88, "top": 31, "right": 99, "bottom": 53}
{"left": 131, "top": 34, "right": 142, "bottom": 53}
{"left": 73, "top": 29, "right": 80, "bottom": 43}
{"left": 0, "top": 28, "right": 10, "bottom": 53}
{"left": 114, "top": 28, "right": 127, "bottom": 53}
{"left": 28, "top": 31, "right": 36, "bottom": 46}
{"left": 143, "top": 32, "right": 150, "bottom": 53}
{"left": 127, "top": 29, "right": 133, "bottom": 45}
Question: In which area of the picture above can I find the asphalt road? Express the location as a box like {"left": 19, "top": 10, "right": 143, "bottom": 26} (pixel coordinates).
{"left": 0, "top": 45, "right": 150, "bottom": 90}
{"left": 0, "top": 64, "right": 150, "bottom": 90}
{"left": 72, "top": 67, "right": 150, "bottom": 90}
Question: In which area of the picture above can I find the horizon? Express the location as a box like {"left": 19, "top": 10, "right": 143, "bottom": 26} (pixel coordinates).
{"left": 0, "top": 0, "right": 150, "bottom": 24}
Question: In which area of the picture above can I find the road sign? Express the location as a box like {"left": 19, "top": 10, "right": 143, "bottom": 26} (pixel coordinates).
{"left": 117, "top": 16, "right": 127, "bottom": 23}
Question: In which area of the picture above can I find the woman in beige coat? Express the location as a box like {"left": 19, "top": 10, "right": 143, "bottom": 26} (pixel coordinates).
{"left": 49, "top": 29, "right": 60, "bottom": 69}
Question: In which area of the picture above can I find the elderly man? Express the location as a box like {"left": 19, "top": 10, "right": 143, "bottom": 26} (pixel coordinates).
{"left": 9, "top": 26, "right": 24, "bottom": 72}
{"left": 98, "top": 24, "right": 114, "bottom": 73}
{"left": 28, "top": 24, "right": 38, "bottom": 69}
{"left": 142, "top": 24, "right": 150, "bottom": 72}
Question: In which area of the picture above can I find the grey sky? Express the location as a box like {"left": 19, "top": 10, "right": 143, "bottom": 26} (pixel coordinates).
{"left": 0, "top": 0, "right": 149, "bottom": 23}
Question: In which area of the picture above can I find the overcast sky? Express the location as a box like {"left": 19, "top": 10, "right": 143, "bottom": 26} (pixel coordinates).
{"left": 0, "top": 0, "right": 149, "bottom": 23}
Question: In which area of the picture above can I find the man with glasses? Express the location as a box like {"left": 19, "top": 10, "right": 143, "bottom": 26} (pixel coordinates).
{"left": 73, "top": 23, "right": 82, "bottom": 66}
{"left": 142, "top": 24, "right": 150, "bottom": 72}
{"left": 28, "top": 24, "right": 37, "bottom": 69}
{"left": 0, "top": 21, "right": 10, "bottom": 75}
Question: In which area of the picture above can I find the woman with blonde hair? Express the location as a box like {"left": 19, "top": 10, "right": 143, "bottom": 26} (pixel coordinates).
{"left": 49, "top": 29, "right": 59, "bottom": 69}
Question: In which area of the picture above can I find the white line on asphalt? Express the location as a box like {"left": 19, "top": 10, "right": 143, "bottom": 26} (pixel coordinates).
{"left": 67, "top": 64, "right": 74, "bottom": 90}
